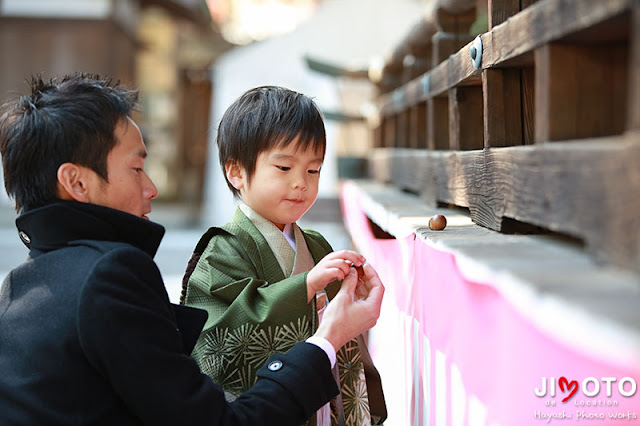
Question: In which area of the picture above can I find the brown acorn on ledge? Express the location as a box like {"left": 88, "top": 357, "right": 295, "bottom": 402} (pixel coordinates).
{"left": 428, "top": 214, "right": 447, "bottom": 231}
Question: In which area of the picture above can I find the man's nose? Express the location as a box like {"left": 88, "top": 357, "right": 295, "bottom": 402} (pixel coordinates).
{"left": 145, "top": 173, "right": 159, "bottom": 199}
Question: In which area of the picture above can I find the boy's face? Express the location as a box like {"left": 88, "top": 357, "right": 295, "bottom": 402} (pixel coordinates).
{"left": 227, "top": 139, "right": 324, "bottom": 230}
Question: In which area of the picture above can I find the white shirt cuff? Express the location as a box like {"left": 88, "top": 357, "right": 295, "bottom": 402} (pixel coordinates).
{"left": 305, "top": 336, "right": 336, "bottom": 368}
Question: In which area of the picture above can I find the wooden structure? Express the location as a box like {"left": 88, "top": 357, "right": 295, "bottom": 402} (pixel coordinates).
{"left": 341, "top": 0, "right": 640, "bottom": 424}
{"left": 368, "top": 0, "right": 639, "bottom": 272}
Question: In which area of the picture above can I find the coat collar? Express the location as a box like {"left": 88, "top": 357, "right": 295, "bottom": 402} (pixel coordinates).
{"left": 15, "top": 201, "right": 165, "bottom": 258}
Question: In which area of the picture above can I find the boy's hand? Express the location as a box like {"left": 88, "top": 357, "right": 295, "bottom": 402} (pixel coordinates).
{"left": 314, "top": 263, "right": 384, "bottom": 351}
{"left": 306, "top": 250, "right": 366, "bottom": 302}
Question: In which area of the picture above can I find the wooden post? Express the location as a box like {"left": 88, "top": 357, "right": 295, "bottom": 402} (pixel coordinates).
{"left": 397, "top": 111, "right": 409, "bottom": 148}
{"left": 488, "top": 0, "right": 540, "bottom": 29}
{"left": 383, "top": 115, "right": 396, "bottom": 148}
{"left": 535, "top": 43, "right": 628, "bottom": 143}
{"left": 373, "top": 123, "right": 383, "bottom": 149}
{"left": 483, "top": 68, "right": 523, "bottom": 147}
{"left": 629, "top": 3, "right": 640, "bottom": 132}
{"left": 409, "top": 102, "right": 428, "bottom": 149}
{"left": 521, "top": 67, "right": 535, "bottom": 144}
{"left": 428, "top": 96, "right": 449, "bottom": 150}
{"left": 448, "top": 86, "right": 484, "bottom": 150}
{"left": 488, "top": 0, "right": 520, "bottom": 29}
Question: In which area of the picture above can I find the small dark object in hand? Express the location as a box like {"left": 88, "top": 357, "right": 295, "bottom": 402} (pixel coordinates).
{"left": 428, "top": 214, "right": 447, "bottom": 231}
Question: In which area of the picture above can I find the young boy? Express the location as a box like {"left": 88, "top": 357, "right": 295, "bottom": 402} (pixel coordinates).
{"left": 182, "top": 86, "right": 381, "bottom": 425}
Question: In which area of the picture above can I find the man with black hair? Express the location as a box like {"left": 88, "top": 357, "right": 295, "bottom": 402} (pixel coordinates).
{"left": 0, "top": 74, "right": 384, "bottom": 426}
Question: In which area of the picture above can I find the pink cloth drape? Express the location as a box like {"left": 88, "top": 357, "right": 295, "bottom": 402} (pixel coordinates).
{"left": 340, "top": 181, "right": 639, "bottom": 426}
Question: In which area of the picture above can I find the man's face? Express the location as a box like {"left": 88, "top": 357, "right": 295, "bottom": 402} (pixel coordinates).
{"left": 86, "top": 117, "right": 158, "bottom": 219}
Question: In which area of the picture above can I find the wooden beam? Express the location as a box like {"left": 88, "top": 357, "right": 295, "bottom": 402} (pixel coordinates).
{"left": 369, "top": 139, "right": 640, "bottom": 272}
{"left": 448, "top": 86, "right": 484, "bottom": 150}
{"left": 535, "top": 43, "right": 628, "bottom": 143}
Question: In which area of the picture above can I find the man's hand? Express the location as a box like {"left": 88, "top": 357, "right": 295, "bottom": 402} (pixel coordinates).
{"left": 314, "top": 263, "right": 384, "bottom": 351}
{"left": 306, "top": 250, "right": 366, "bottom": 302}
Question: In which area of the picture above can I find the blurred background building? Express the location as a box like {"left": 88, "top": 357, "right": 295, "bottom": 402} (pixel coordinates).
{"left": 0, "top": 0, "right": 462, "bottom": 227}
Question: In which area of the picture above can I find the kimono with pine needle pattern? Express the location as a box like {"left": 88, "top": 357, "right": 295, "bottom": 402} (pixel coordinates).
{"left": 184, "top": 207, "right": 371, "bottom": 425}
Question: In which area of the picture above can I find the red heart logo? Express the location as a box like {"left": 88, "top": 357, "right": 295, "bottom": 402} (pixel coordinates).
{"left": 559, "top": 377, "right": 578, "bottom": 402}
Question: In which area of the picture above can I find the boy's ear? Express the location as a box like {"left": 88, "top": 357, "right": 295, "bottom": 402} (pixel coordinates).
{"left": 56, "top": 163, "right": 92, "bottom": 202}
{"left": 225, "top": 161, "right": 245, "bottom": 190}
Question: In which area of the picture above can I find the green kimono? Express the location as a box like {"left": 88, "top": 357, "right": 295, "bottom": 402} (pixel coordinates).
{"left": 183, "top": 207, "right": 371, "bottom": 425}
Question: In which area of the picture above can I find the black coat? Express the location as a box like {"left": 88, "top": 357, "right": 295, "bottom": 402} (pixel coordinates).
{"left": 0, "top": 201, "right": 338, "bottom": 425}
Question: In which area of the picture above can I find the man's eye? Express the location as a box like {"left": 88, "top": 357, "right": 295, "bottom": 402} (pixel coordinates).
{"left": 134, "top": 168, "right": 143, "bottom": 173}
{"left": 276, "top": 166, "right": 290, "bottom": 171}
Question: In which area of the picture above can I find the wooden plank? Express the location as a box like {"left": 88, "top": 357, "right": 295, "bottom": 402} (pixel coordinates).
{"left": 535, "top": 43, "right": 628, "bottom": 143}
{"left": 428, "top": 97, "right": 450, "bottom": 150}
{"left": 448, "top": 86, "right": 484, "bottom": 150}
{"left": 483, "top": 68, "right": 523, "bottom": 147}
{"left": 372, "top": 139, "right": 640, "bottom": 272}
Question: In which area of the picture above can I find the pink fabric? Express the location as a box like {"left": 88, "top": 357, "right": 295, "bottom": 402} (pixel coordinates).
{"left": 340, "top": 181, "right": 640, "bottom": 425}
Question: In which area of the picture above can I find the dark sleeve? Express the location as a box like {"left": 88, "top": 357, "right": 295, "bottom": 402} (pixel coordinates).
{"left": 76, "top": 247, "right": 338, "bottom": 426}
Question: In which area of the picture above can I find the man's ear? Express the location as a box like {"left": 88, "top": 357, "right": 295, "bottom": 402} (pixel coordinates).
{"left": 225, "top": 161, "right": 245, "bottom": 190}
{"left": 56, "top": 163, "right": 91, "bottom": 202}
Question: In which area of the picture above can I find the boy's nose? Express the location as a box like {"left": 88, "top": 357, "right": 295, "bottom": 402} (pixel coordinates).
{"left": 292, "top": 174, "right": 307, "bottom": 190}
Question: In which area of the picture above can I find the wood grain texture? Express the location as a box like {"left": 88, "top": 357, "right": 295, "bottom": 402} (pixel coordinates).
{"left": 521, "top": 67, "right": 536, "bottom": 144}
{"left": 428, "top": 97, "right": 450, "bottom": 150}
{"left": 535, "top": 43, "right": 628, "bottom": 142}
{"left": 370, "top": 140, "right": 640, "bottom": 272}
{"left": 483, "top": 68, "right": 523, "bottom": 147}
{"left": 488, "top": 0, "right": 520, "bottom": 29}
{"left": 448, "top": 86, "right": 484, "bottom": 150}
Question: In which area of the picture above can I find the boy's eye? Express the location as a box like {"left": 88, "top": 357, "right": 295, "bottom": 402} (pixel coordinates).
{"left": 276, "top": 166, "right": 290, "bottom": 171}
{"left": 308, "top": 169, "right": 320, "bottom": 174}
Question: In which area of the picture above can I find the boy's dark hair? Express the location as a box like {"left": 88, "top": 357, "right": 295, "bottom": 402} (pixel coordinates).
{"left": 0, "top": 73, "right": 139, "bottom": 212}
{"left": 217, "top": 85, "right": 326, "bottom": 198}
